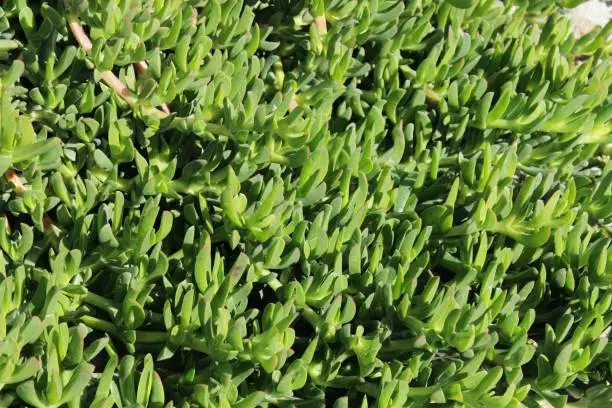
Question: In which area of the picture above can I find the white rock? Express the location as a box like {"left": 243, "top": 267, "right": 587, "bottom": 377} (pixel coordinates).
{"left": 566, "top": 0, "right": 611, "bottom": 37}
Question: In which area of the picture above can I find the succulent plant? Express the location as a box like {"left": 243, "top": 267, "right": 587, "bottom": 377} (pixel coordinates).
{"left": 0, "top": 0, "right": 610, "bottom": 407}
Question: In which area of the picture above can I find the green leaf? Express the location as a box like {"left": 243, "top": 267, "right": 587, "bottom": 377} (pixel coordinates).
{"left": 553, "top": 343, "right": 573, "bottom": 374}
{"left": 16, "top": 381, "right": 47, "bottom": 408}
{"left": 58, "top": 363, "right": 95, "bottom": 405}
{"left": 445, "top": 0, "right": 477, "bottom": 9}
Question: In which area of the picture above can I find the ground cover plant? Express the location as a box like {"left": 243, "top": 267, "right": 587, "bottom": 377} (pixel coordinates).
{"left": 0, "top": 0, "right": 611, "bottom": 406}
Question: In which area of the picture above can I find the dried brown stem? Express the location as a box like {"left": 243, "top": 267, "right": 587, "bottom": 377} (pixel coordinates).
{"left": 4, "top": 169, "right": 26, "bottom": 193}
{"left": 134, "top": 61, "right": 148, "bottom": 74}
{"left": 4, "top": 169, "right": 54, "bottom": 230}
{"left": 288, "top": 95, "right": 299, "bottom": 112}
{"left": 315, "top": 15, "right": 327, "bottom": 35}
{"left": 68, "top": 17, "right": 170, "bottom": 116}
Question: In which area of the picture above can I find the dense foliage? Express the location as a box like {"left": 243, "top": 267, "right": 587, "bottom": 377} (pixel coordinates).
{"left": 0, "top": 0, "right": 611, "bottom": 406}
